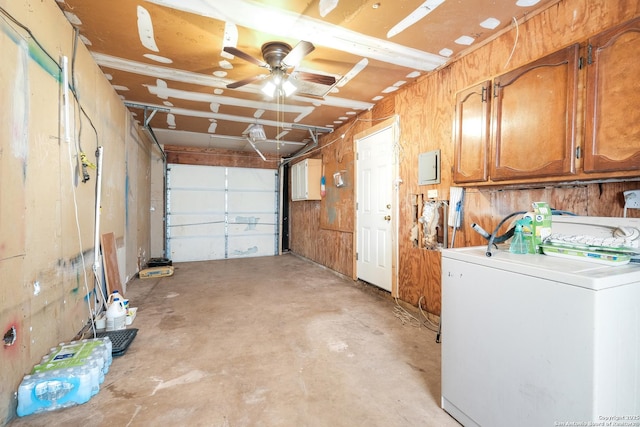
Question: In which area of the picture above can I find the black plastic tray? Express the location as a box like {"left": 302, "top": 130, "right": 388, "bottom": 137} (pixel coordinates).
{"left": 95, "top": 328, "right": 138, "bottom": 357}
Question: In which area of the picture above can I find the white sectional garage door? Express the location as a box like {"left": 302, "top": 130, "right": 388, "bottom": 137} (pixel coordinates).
{"left": 167, "top": 164, "right": 278, "bottom": 262}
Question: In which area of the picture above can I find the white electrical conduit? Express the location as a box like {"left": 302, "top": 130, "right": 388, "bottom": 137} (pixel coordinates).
{"left": 92, "top": 146, "right": 107, "bottom": 313}
{"left": 61, "top": 56, "right": 71, "bottom": 143}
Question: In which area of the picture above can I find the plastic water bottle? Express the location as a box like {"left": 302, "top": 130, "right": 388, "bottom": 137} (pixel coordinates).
{"left": 17, "top": 336, "right": 114, "bottom": 416}
{"left": 101, "top": 336, "right": 113, "bottom": 370}
{"left": 17, "top": 367, "right": 92, "bottom": 416}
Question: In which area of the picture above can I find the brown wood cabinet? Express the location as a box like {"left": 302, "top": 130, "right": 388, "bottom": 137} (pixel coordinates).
{"left": 491, "top": 44, "right": 579, "bottom": 181}
{"left": 453, "top": 81, "right": 491, "bottom": 183}
{"left": 453, "top": 45, "right": 580, "bottom": 184}
{"left": 452, "top": 17, "right": 640, "bottom": 186}
{"left": 584, "top": 16, "right": 640, "bottom": 173}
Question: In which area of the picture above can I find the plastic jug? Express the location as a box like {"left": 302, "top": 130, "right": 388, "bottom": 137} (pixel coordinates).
{"left": 107, "top": 290, "right": 122, "bottom": 304}
{"left": 105, "top": 297, "right": 126, "bottom": 331}
{"left": 108, "top": 290, "right": 129, "bottom": 313}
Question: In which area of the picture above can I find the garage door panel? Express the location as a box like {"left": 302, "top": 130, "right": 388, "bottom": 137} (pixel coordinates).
{"left": 169, "top": 213, "right": 225, "bottom": 237}
{"left": 227, "top": 168, "right": 275, "bottom": 190}
{"left": 227, "top": 213, "right": 276, "bottom": 235}
{"left": 170, "top": 189, "right": 225, "bottom": 212}
{"left": 169, "top": 236, "right": 226, "bottom": 262}
{"left": 169, "top": 164, "right": 226, "bottom": 188}
{"left": 227, "top": 192, "right": 275, "bottom": 211}
{"left": 227, "top": 234, "right": 276, "bottom": 258}
{"left": 167, "top": 164, "right": 277, "bottom": 262}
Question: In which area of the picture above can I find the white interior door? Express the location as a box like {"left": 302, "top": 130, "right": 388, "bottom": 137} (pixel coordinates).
{"left": 167, "top": 164, "right": 277, "bottom": 262}
{"left": 356, "top": 126, "right": 394, "bottom": 292}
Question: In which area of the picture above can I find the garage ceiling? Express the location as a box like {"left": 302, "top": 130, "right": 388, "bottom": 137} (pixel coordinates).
{"left": 57, "top": 0, "right": 557, "bottom": 158}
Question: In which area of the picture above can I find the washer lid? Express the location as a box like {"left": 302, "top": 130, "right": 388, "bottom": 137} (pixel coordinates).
{"left": 442, "top": 246, "right": 640, "bottom": 290}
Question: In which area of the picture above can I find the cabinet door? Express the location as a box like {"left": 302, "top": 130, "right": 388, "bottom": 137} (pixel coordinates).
{"left": 453, "top": 81, "right": 490, "bottom": 183}
{"left": 291, "top": 162, "right": 302, "bottom": 201}
{"left": 584, "top": 17, "right": 640, "bottom": 173}
{"left": 291, "top": 159, "right": 321, "bottom": 200}
{"left": 490, "top": 44, "right": 579, "bottom": 181}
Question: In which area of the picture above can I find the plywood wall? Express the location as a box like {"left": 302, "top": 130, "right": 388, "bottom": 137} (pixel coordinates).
{"left": 289, "top": 99, "right": 396, "bottom": 278}
{"left": 289, "top": 0, "right": 640, "bottom": 316}
{"left": 0, "top": 0, "right": 152, "bottom": 421}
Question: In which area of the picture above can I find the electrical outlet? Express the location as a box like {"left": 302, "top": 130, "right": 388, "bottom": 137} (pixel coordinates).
{"left": 427, "top": 189, "right": 438, "bottom": 199}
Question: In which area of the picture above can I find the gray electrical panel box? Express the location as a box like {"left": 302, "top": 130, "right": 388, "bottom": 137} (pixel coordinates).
{"left": 418, "top": 149, "right": 440, "bottom": 185}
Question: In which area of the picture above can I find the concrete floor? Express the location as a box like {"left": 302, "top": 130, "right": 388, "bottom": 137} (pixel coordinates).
{"left": 9, "top": 254, "right": 459, "bottom": 427}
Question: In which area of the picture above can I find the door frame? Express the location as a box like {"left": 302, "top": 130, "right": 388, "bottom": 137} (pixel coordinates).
{"left": 353, "top": 116, "right": 400, "bottom": 297}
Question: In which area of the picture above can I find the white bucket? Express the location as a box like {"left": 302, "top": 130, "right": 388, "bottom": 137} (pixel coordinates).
{"left": 105, "top": 298, "right": 126, "bottom": 331}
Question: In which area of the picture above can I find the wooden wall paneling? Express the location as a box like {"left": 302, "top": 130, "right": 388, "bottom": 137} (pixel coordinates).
{"left": 397, "top": 248, "right": 442, "bottom": 314}
{"left": 319, "top": 162, "right": 354, "bottom": 232}
{"left": 587, "top": 181, "right": 640, "bottom": 217}
{"left": 290, "top": 113, "right": 367, "bottom": 277}
{"left": 165, "top": 146, "right": 278, "bottom": 169}
{"left": 398, "top": 247, "right": 424, "bottom": 306}
{"left": 289, "top": 0, "right": 640, "bottom": 314}
{"left": 313, "top": 107, "right": 390, "bottom": 273}
{"left": 318, "top": 227, "right": 354, "bottom": 276}
{"left": 423, "top": 250, "right": 442, "bottom": 315}
{"left": 457, "top": 188, "right": 493, "bottom": 247}
{"left": 395, "top": 65, "right": 457, "bottom": 314}
{"left": 463, "top": 186, "right": 589, "bottom": 241}
{"left": 368, "top": 96, "right": 396, "bottom": 119}
{"left": 291, "top": 201, "right": 353, "bottom": 277}
{"left": 320, "top": 141, "right": 355, "bottom": 232}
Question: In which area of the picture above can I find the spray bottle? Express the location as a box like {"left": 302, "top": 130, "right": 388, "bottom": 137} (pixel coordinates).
{"left": 510, "top": 217, "right": 532, "bottom": 254}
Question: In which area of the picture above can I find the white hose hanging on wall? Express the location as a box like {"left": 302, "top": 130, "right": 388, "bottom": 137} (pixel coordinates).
{"left": 61, "top": 56, "right": 71, "bottom": 144}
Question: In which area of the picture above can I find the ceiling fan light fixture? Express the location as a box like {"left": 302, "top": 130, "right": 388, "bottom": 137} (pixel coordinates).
{"left": 261, "top": 80, "right": 277, "bottom": 98}
{"left": 282, "top": 78, "right": 297, "bottom": 96}
{"left": 261, "top": 75, "right": 297, "bottom": 98}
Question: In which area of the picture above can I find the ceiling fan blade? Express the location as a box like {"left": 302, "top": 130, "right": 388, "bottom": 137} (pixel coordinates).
{"left": 282, "top": 41, "right": 315, "bottom": 68}
{"left": 294, "top": 71, "right": 336, "bottom": 86}
{"left": 223, "top": 46, "right": 267, "bottom": 68}
{"left": 226, "top": 74, "right": 265, "bottom": 89}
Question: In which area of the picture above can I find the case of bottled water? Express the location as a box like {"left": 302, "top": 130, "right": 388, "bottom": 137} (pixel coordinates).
{"left": 17, "top": 337, "right": 112, "bottom": 417}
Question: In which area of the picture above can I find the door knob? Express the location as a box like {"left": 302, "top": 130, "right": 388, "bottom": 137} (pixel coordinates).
{"left": 384, "top": 215, "right": 391, "bottom": 221}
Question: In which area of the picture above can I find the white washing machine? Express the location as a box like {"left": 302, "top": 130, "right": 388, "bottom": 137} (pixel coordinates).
{"left": 441, "top": 216, "right": 640, "bottom": 427}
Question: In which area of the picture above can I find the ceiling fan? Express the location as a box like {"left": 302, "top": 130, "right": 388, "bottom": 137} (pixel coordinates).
{"left": 224, "top": 40, "right": 337, "bottom": 96}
